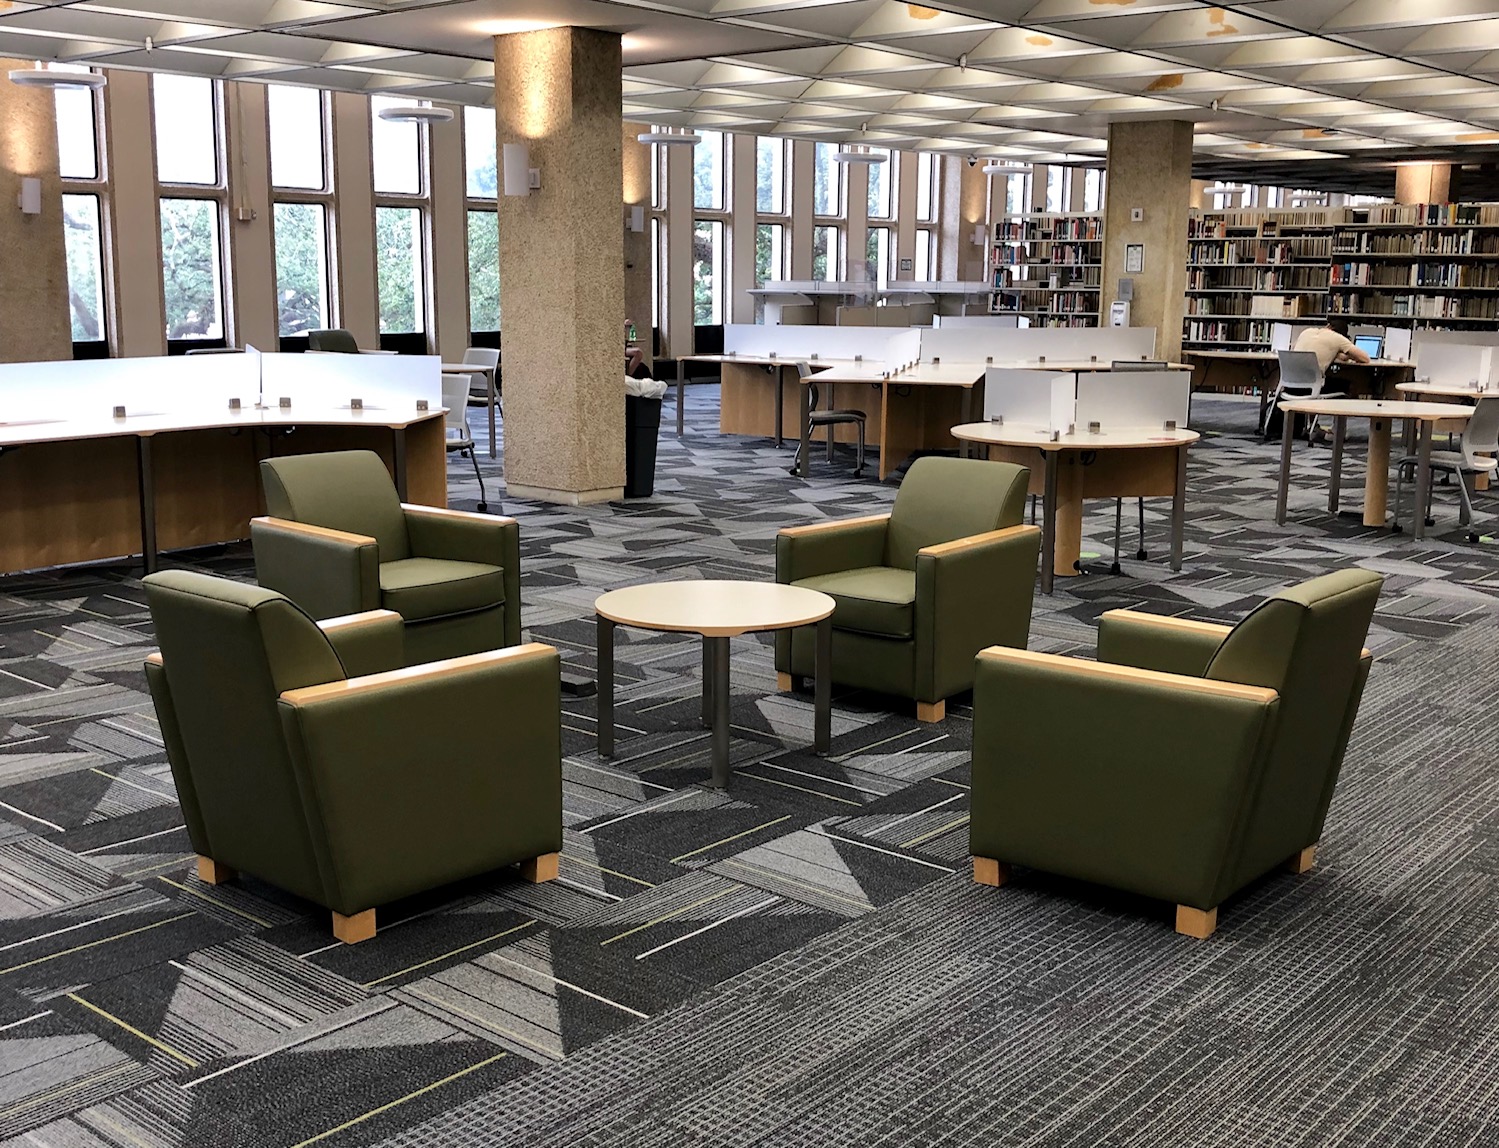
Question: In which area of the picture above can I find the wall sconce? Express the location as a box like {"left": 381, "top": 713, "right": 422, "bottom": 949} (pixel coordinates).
{"left": 626, "top": 205, "right": 645, "bottom": 233}
{"left": 503, "top": 142, "right": 537, "bottom": 196}
{"left": 17, "top": 178, "right": 41, "bottom": 215}
{"left": 970, "top": 224, "right": 986, "bottom": 246}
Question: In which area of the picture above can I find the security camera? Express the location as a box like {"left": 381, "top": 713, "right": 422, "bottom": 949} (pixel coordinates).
{"left": 967, "top": 154, "right": 978, "bottom": 168}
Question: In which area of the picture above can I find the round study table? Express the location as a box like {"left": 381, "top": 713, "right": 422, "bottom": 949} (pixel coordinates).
{"left": 594, "top": 581, "right": 835, "bottom": 788}
{"left": 1274, "top": 398, "right": 1473, "bottom": 538}
{"left": 951, "top": 423, "right": 1200, "bottom": 594}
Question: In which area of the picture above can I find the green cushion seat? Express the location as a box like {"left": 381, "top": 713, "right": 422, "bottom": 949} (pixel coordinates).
{"left": 379, "top": 558, "right": 506, "bottom": 622}
{"left": 793, "top": 566, "right": 915, "bottom": 639}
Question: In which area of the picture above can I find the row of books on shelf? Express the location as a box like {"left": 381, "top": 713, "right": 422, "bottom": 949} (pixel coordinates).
{"left": 1187, "top": 267, "right": 1329, "bottom": 291}
{"left": 989, "top": 292, "right": 1098, "bottom": 314}
{"left": 992, "top": 244, "right": 1098, "bottom": 268}
{"left": 1326, "top": 293, "right": 1499, "bottom": 319}
{"left": 993, "top": 271, "right": 1101, "bottom": 290}
{"left": 1364, "top": 203, "right": 1499, "bottom": 227}
{"left": 1329, "top": 263, "right": 1499, "bottom": 289}
{"left": 1183, "top": 319, "right": 1280, "bottom": 345}
{"left": 1187, "top": 239, "right": 1334, "bottom": 266}
{"left": 991, "top": 216, "right": 1102, "bottom": 243}
{"left": 1332, "top": 230, "right": 1499, "bottom": 256}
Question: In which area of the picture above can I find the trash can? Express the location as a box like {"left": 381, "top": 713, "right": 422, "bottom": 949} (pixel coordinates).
{"left": 625, "top": 377, "right": 667, "bottom": 498}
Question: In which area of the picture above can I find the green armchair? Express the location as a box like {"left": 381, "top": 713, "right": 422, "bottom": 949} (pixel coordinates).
{"left": 251, "top": 450, "right": 520, "bottom": 666}
{"left": 775, "top": 456, "right": 1040, "bottom": 722}
{"left": 970, "top": 568, "right": 1383, "bottom": 938}
{"left": 143, "top": 570, "right": 562, "bottom": 943}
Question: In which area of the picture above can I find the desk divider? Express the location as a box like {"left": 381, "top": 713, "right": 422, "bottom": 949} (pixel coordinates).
{"left": 984, "top": 369, "right": 1076, "bottom": 432}
{"left": 933, "top": 315, "right": 1021, "bottom": 329}
{"left": 0, "top": 354, "right": 259, "bottom": 423}
{"left": 1413, "top": 342, "right": 1499, "bottom": 388}
{"left": 256, "top": 353, "right": 442, "bottom": 411}
{"left": 722, "top": 324, "right": 915, "bottom": 362}
{"left": 1076, "top": 372, "right": 1191, "bottom": 432}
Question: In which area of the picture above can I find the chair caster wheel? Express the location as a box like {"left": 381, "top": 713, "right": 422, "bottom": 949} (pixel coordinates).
{"left": 477, "top": 502, "right": 488, "bottom": 513}
{"left": 1135, "top": 550, "right": 1148, "bottom": 561}
{"left": 787, "top": 466, "right": 799, "bottom": 477}
{"left": 1468, "top": 532, "right": 1481, "bottom": 543}
{"left": 1109, "top": 562, "right": 1123, "bottom": 576}
{"left": 1425, "top": 517, "right": 1436, "bottom": 528}
{"left": 852, "top": 469, "right": 864, "bottom": 478}
{"left": 1390, "top": 524, "right": 1404, "bottom": 535}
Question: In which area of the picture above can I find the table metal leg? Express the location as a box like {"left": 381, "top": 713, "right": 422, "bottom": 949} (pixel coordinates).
{"left": 773, "top": 366, "right": 784, "bottom": 448}
{"left": 1414, "top": 420, "right": 1434, "bottom": 540}
{"left": 676, "top": 359, "right": 686, "bottom": 437}
{"left": 1275, "top": 407, "right": 1295, "bottom": 525}
{"left": 1329, "top": 416, "right": 1346, "bottom": 514}
{"left": 701, "top": 635, "right": 714, "bottom": 728}
{"left": 797, "top": 380, "right": 812, "bottom": 479}
{"left": 137, "top": 436, "right": 158, "bottom": 575}
{"left": 487, "top": 372, "right": 498, "bottom": 459}
{"left": 1171, "top": 445, "right": 1188, "bottom": 572}
{"left": 710, "top": 636, "right": 731, "bottom": 787}
{"left": 1040, "top": 451, "right": 1057, "bottom": 595}
{"left": 814, "top": 617, "right": 831, "bottom": 755}
{"left": 597, "top": 616, "right": 615, "bottom": 758}
{"left": 392, "top": 428, "right": 409, "bottom": 500}
{"left": 958, "top": 387, "right": 973, "bottom": 458}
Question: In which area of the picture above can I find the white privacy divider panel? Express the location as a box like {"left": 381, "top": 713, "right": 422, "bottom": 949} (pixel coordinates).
{"left": 1075, "top": 372, "right": 1191, "bottom": 432}
{"left": 0, "top": 353, "right": 259, "bottom": 424}
{"left": 933, "top": 314, "right": 1021, "bottom": 328}
{"left": 721, "top": 324, "right": 918, "bottom": 363}
{"left": 984, "top": 369, "right": 1076, "bottom": 432}
{"left": 259, "top": 353, "right": 442, "bottom": 411}
{"left": 922, "top": 325, "right": 1158, "bottom": 365}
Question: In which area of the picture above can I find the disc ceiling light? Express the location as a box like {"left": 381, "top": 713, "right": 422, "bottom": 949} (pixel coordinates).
{"left": 638, "top": 128, "right": 702, "bottom": 145}
{"left": 376, "top": 102, "right": 454, "bottom": 124}
{"left": 7, "top": 63, "right": 105, "bottom": 90}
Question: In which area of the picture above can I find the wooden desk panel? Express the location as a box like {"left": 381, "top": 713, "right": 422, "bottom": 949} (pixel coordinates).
{"left": 0, "top": 436, "right": 142, "bottom": 572}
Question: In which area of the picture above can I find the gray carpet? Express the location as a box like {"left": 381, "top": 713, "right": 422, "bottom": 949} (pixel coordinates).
{"left": 0, "top": 392, "right": 1494, "bottom": 1147}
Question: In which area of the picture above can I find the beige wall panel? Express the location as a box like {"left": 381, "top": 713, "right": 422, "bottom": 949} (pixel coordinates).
{"left": 429, "top": 110, "right": 468, "bottom": 360}
{"left": 225, "top": 81, "right": 276, "bottom": 351}
{"left": 101, "top": 70, "right": 165, "bottom": 357}
{"left": 331, "top": 92, "right": 378, "bottom": 347}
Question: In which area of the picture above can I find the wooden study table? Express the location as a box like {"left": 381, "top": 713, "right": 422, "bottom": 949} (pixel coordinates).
{"left": 1185, "top": 349, "right": 1413, "bottom": 423}
{"left": 951, "top": 422, "right": 1199, "bottom": 594}
{"left": 0, "top": 405, "right": 445, "bottom": 576}
{"left": 1274, "top": 398, "right": 1470, "bottom": 539}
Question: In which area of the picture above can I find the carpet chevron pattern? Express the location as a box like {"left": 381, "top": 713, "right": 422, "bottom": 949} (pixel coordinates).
{"left": 0, "top": 391, "right": 1494, "bottom": 1147}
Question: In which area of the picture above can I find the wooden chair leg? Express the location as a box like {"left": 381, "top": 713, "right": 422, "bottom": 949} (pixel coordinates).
{"left": 520, "top": 852, "right": 560, "bottom": 883}
{"left": 776, "top": 672, "right": 794, "bottom": 693}
{"left": 196, "top": 856, "right": 236, "bottom": 885}
{"left": 1285, "top": 845, "right": 1317, "bottom": 874}
{"left": 332, "top": 909, "right": 376, "bottom": 944}
{"left": 916, "top": 699, "right": 946, "bottom": 723}
{"left": 1175, "top": 905, "right": 1218, "bottom": 939}
{"left": 972, "top": 857, "right": 1010, "bottom": 887}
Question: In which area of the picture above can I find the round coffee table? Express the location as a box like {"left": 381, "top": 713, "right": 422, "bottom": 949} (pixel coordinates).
{"left": 594, "top": 580, "right": 836, "bottom": 787}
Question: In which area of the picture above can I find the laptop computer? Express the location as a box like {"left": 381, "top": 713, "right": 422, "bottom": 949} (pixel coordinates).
{"left": 1354, "top": 334, "right": 1383, "bottom": 359}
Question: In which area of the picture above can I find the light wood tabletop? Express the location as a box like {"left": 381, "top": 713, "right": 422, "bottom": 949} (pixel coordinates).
{"left": 952, "top": 423, "right": 1200, "bottom": 451}
{"left": 1395, "top": 381, "right": 1492, "bottom": 399}
{"left": 595, "top": 580, "right": 834, "bottom": 637}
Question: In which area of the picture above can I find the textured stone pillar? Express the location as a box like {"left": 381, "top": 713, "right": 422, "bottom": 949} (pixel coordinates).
{"left": 0, "top": 59, "right": 72, "bottom": 362}
{"left": 1100, "top": 120, "right": 1193, "bottom": 363}
{"left": 495, "top": 27, "right": 625, "bottom": 504}
{"left": 1395, "top": 163, "right": 1451, "bottom": 205}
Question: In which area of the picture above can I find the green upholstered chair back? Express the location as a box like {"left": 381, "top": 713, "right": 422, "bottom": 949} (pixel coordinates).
{"left": 307, "top": 328, "right": 360, "bottom": 353}
{"left": 1205, "top": 568, "right": 1383, "bottom": 880}
{"left": 885, "top": 457, "right": 1029, "bottom": 570}
{"left": 261, "top": 450, "right": 411, "bottom": 561}
{"left": 144, "top": 571, "right": 349, "bottom": 904}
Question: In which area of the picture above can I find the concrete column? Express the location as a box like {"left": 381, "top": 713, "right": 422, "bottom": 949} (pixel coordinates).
{"left": 101, "top": 69, "right": 165, "bottom": 358}
{"left": 1395, "top": 163, "right": 1451, "bottom": 204}
{"left": 429, "top": 108, "right": 468, "bottom": 360}
{"left": 330, "top": 92, "right": 378, "bottom": 346}
{"left": 939, "top": 156, "right": 986, "bottom": 282}
{"left": 1100, "top": 120, "right": 1192, "bottom": 362}
{"left": 622, "top": 122, "right": 654, "bottom": 362}
{"left": 894, "top": 151, "right": 916, "bottom": 280}
{"left": 0, "top": 59, "right": 71, "bottom": 362}
{"left": 845, "top": 159, "right": 868, "bottom": 289}
{"left": 224, "top": 80, "right": 277, "bottom": 351}
{"left": 494, "top": 26, "right": 625, "bottom": 504}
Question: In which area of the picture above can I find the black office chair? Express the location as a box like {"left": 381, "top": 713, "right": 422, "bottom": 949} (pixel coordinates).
{"left": 1103, "top": 360, "right": 1172, "bottom": 573}
{"left": 790, "top": 361, "right": 866, "bottom": 478}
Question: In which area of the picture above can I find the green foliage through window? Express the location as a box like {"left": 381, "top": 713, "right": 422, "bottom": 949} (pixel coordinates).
{"left": 160, "top": 197, "right": 223, "bottom": 340}
{"left": 63, "top": 194, "right": 105, "bottom": 342}
{"left": 376, "top": 206, "right": 425, "bottom": 334}
{"left": 468, "top": 209, "right": 499, "bottom": 331}
{"left": 274, "top": 202, "right": 329, "bottom": 337}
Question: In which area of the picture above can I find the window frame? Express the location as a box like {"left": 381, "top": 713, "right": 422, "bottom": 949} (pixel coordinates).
{"left": 371, "top": 97, "right": 434, "bottom": 349}
{"left": 814, "top": 141, "right": 845, "bottom": 220}
{"left": 463, "top": 105, "right": 500, "bottom": 342}
{"left": 56, "top": 70, "right": 110, "bottom": 357}
{"left": 268, "top": 86, "right": 334, "bottom": 350}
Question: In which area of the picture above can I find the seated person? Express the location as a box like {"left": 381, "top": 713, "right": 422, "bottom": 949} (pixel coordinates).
{"left": 1294, "top": 318, "right": 1372, "bottom": 373}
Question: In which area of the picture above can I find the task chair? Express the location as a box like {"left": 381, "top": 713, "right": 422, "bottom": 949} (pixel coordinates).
{"left": 441, "top": 372, "right": 493, "bottom": 514}
{"left": 251, "top": 450, "right": 520, "bottom": 666}
{"left": 970, "top": 568, "right": 1383, "bottom": 938}
{"left": 1106, "top": 360, "right": 1173, "bottom": 572}
{"left": 776, "top": 456, "right": 1041, "bottom": 723}
{"left": 1270, "top": 349, "right": 1344, "bottom": 442}
{"left": 461, "top": 346, "right": 502, "bottom": 419}
{"left": 143, "top": 570, "right": 562, "bottom": 944}
{"left": 307, "top": 328, "right": 361, "bottom": 354}
{"left": 789, "top": 361, "right": 867, "bottom": 478}
{"left": 1394, "top": 395, "right": 1499, "bottom": 541}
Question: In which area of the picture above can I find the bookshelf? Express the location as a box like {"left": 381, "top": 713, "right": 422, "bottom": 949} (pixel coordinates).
{"left": 989, "top": 212, "right": 1102, "bottom": 327}
{"left": 1183, "top": 209, "right": 1342, "bottom": 350}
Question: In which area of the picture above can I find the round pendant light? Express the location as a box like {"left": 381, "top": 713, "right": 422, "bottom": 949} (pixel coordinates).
{"left": 638, "top": 129, "right": 702, "bottom": 146}
{"left": 833, "top": 144, "right": 888, "bottom": 165}
{"left": 7, "top": 64, "right": 106, "bottom": 90}
{"left": 377, "top": 102, "right": 455, "bottom": 125}
{"left": 982, "top": 160, "right": 1030, "bottom": 175}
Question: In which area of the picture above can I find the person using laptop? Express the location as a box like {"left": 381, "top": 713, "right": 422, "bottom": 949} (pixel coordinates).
{"left": 1294, "top": 317, "right": 1372, "bottom": 373}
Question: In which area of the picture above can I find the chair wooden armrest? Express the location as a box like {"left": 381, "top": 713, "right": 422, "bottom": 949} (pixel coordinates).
{"left": 918, "top": 524, "right": 1039, "bottom": 559}
{"left": 1098, "top": 610, "right": 1233, "bottom": 640}
{"left": 778, "top": 513, "right": 891, "bottom": 538}
{"left": 401, "top": 503, "right": 518, "bottom": 528}
{"left": 279, "top": 643, "right": 556, "bottom": 706}
{"left": 250, "top": 516, "right": 376, "bottom": 547}
{"left": 976, "top": 647, "right": 1278, "bottom": 705}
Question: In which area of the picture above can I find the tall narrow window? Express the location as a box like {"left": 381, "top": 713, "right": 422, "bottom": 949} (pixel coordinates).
{"left": 153, "top": 74, "right": 219, "bottom": 186}
{"left": 694, "top": 130, "right": 725, "bottom": 211}
{"left": 371, "top": 97, "right": 422, "bottom": 195}
{"left": 755, "top": 222, "right": 784, "bottom": 322}
{"left": 160, "top": 198, "right": 225, "bottom": 340}
{"left": 464, "top": 106, "right": 498, "bottom": 198}
{"left": 813, "top": 225, "right": 839, "bottom": 281}
{"left": 468, "top": 209, "right": 500, "bottom": 331}
{"left": 62, "top": 194, "right": 106, "bottom": 343}
{"left": 273, "top": 203, "right": 329, "bottom": 337}
{"left": 650, "top": 216, "right": 662, "bottom": 329}
{"left": 914, "top": 228, "right": 934, "bottom": 281}
{"left": 1083, "top": 169, "right": 1104, "bottom": 213}
{"left": 867, "top": 149, "right": 892, "bottom": 220}
{"left": 1004, "top": 171, "right": 1031, "bottom": 214}
{"left": 866, "top": 226, "right": 891, "bottom": 289}
{"left": 916, "top": 152, "right": 937, "bottom": 223}
{"left": 756, "top": 137, "right": 785, "bottom": 214}
{"left": 54, "top": 70, "right": 98, "bottom": 181}
{"left": 814, "top": 142, "right": 842, "bottom": 217}
{"left": 268, "top": 85, "right": 325, "bottom": 190}
{"left": 376, "top": 205, "right": 425, "bottom": 334}
{"left": 693, "top": 219, "right": 724, "bottom": 324}
{"left": 1046, "top": 166, "right": 1065, "bottom": 212}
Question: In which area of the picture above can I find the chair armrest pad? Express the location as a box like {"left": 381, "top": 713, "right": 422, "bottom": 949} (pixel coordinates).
{"left": 776, "top": 514, "right": 890, "bottom": 583}
{"left": 250, "top": 517, "right": 379, "bottom": 620}
{"left": 402, "top": 504, "right": 519, "bottom": 568}
{"left": 318, "top": 610, "right": 405, "bottom": 678}
{"left": 970, "top": 647, "right": 1279, "bottom": 909}
{"left": 1096, "top": 610, "right": 1232, "bottom": 678}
